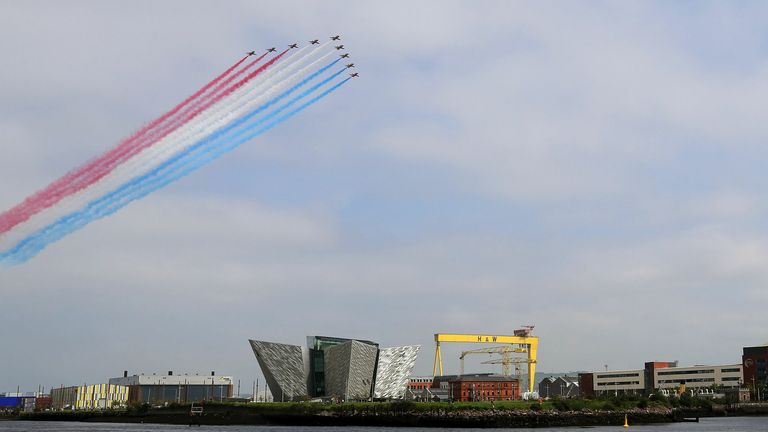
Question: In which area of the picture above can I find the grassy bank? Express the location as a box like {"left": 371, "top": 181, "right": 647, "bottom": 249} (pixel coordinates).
{"left": 16, "top": 397, "right": 766, "bottom": 428}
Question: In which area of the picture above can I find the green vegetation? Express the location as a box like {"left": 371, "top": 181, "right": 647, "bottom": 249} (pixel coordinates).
{"left": 194, "top": 396, "right": 675, "bottom": 414}
{"left": 19, "top": 393, "right": 722, "bottom": 423}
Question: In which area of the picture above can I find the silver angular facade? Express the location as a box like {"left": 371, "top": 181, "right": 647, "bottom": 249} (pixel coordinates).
{"left": 374, "top": 345, "right": 421, "bottom": 399}
{"left": 324, "top": 341, "right": 379, "bottom": 400}
{"left": 250, "top": 336, "right": 420, "bottom": 401}
{"left": 249, "top": 340, "right": 309, "bottom": 401}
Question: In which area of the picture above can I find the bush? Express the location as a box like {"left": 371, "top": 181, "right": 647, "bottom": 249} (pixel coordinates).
{"left": 553, "top": 399, "right": 570, "bottom": 411}
{"left": 529, "top": 403, "right": 542, "bottom": 411}
{"left": 127, "top": 403, "right": 150, "bottom": 415}
{"left": 602, "top": 399, "right": 618, "bottom": 411}
{"left": 679, "top": 393, "right": 694, "bottom": 408}
{"left": 390, "top": 400, "right": 415, "bottom": 413}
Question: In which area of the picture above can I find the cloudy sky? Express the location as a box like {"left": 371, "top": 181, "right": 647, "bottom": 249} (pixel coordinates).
{"left": 2, "top": 0, "right": 767, "bottom": 392}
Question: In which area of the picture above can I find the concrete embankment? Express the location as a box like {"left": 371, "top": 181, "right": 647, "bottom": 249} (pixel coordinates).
{"left": 17, "top": 405, "right": 682, "bottom": 427}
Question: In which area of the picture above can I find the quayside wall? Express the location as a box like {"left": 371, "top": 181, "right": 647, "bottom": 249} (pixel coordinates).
{"left": 13, "top": 405, "right": 688, "bottom": 427}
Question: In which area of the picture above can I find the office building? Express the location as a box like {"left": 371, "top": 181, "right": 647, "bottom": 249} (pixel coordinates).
{"left": 579, "top": 361, "right": 743, "bottom": 397}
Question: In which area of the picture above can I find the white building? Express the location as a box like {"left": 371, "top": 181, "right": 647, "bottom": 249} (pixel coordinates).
{"left": 592, "top": 369, "right": 645, "bottom": 396}
{"left": 654, "top": 364, "right": 742, "bottom": 391}
{"left": 582, "top": 362, "right": 744, "bottom": 397}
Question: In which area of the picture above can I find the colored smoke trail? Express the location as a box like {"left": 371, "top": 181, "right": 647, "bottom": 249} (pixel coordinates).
{"left": 0, "top": 48, "right": 338, "bottom": 252}
{"left": 0, "top": 53, "right": 257, "bottom": 235}
{"left": 0, "top": 50, "right": 286, "bottom": 238}
{"left": 0, "top": 74, "right": 351, "bottom": 265}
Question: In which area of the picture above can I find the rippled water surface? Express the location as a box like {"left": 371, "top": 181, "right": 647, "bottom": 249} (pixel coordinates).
{"left": 1, "top": 417, "right": 767, "bottom": 431}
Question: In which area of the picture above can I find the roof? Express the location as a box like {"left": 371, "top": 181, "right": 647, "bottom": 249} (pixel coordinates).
{"left": 450, "top": 375, "right": 518, "bottom": 383}
{"left": 539, "top": 376, "right": 579, "bottom": 387}
{"left": 109, "top": 374, "right": 232, "bottom": 386}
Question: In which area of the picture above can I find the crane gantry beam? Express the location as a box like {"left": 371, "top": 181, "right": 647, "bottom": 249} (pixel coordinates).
{"left": 459, "top": 345, "right": 528, "bottom": 376}
{"left": 433, "top": 332, "right": 539, "bottom": 393}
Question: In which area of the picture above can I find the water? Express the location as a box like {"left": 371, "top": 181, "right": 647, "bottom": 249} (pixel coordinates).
{"left": 0, "top": 418, "right": 766, "bottom": 432}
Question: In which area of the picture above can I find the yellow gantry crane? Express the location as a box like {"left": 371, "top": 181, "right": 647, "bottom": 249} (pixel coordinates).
{"left": 433, "top": 327, "right": 539, "bottom": 393}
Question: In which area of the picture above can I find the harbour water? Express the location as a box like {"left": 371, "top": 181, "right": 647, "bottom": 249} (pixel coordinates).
{"left": 0, "top": 417, "right": 767, "bottom": 432}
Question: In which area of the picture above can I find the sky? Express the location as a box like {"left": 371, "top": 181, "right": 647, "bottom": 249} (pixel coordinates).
{"left": 1, "top": 0, "right": 768, "bottom": 392}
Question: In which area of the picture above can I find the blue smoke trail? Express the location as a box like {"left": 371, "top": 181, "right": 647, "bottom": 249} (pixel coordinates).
{"left": 0, "top": 62, "right": 344, "bottom": 265}
{"left": 1, "top": 76, "right": 351, "bottom": 265}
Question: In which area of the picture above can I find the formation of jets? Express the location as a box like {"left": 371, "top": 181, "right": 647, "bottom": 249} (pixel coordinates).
{"left": 246, "top": 36, "right": 359, "bottom": 78}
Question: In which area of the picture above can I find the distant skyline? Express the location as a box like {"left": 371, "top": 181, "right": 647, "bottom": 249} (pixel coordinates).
{"left": 2, "top": 1, "right": 767, "bottom": 391}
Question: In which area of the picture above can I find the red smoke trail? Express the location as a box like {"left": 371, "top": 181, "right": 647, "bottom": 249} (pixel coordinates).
{"left": 0, "top": 53, "right": 270, "bottom": 235}
{"left": 124, "top": 52, "right": 271, "bottom": 157}
{"left": 85, "top": 52, "right": 270, "bottom": 180}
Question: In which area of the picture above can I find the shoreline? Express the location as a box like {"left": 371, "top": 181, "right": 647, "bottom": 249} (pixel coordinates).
{"left": 0, "top": 407, "right": 706, "bottom": 428}
{"left": 5, "top": 402, "right": 768, "bottom": 428}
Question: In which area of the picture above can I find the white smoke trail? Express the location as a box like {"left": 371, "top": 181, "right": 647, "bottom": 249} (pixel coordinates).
{"left": 2, "top": 72, "right": 350, "bottom": 265}
{"left": 0, "top": 44, "right": 336, "bottom": 251}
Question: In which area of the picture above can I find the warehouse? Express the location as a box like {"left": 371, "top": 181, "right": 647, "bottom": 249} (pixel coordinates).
{"left": 109, "top": 371, "right": 233, "bottom": 404}
{"left": 51, "top": 384, "right": 129, "bottom": 410}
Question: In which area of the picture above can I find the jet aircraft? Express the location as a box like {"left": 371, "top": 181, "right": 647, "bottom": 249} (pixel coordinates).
{"left": 350, "top": 73, "right": 359, "bottom": 77}
{"left": 267, "top": 47, "right": 276, "bottom": 52}
{"left": 346, "top": 63, "right": 355, "bottom": 68}
{"left": 289, "top": 43, "right": 298, "bottom": 49}
{"left": 335, "top": 45, "right": 344, "bottom": 50}
{"left": 340, "top": 53, "right": 350, "bottom": 58}
{"left": 246, "top": 50, "right": 256, "bottom": 56}
{"left": 331, "top": 35, "right": 341, "bottom": 40}
{"left": 309, "top": 39, "right": 320, "bottom": 45}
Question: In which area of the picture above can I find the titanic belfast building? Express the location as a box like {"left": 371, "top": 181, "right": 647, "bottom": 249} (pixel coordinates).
{"left": 249, "top": 336, "right": 420, "bottom": 401}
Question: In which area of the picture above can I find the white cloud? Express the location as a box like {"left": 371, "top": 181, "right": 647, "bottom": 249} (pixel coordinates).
{"left": 1, "top": 1, "right": 767, "bottom": 390}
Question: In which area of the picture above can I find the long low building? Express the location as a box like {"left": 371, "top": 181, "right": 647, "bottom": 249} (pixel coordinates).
{"left": 51, "top": 384, "right": 129, "bottom": 410}
{"left": 654, "top": 364, "right": 742, "bottom": 391}
{"left": 579, "top": 361, "right": 743, "bottom": 397}
{"left": 250, "top": 335, "right": 420, "bottom": 401}
{"left": 109, "top": 371, "right": 233, "bottom": 404}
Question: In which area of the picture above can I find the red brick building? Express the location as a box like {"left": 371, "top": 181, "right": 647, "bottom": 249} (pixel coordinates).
{"left": 34, "top": 396, "right": 52, "bottom": 411}
{"left": 449, "top": 375, "right": 519, "bottom": 401}
{"left": 578, "top": 372, "right": 595, "bottom": 398}
{"left": 407, "top": 377, "right": 433, "bottom": 391}
{"left": 743, "top": 345, "right": 768, "bottom": 390}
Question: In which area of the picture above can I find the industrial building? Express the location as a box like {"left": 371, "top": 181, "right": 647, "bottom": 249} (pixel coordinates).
{"left": 0, "top": 395, "right": 33, "bottom": 411}
{"left": 249, "top": 335, "right": 419, "bottom": 401}
{"left": 579, "top": 361, "right": 743, "bottom": 397}
{"left": 109, "top": 371, "right": 233, "bottom": 404}
{"left": 539, "top": 376, "right": 579, "bottom": 399}
{"left": 0, "top": 393, "right": 51, "bottom": 412}
{"left": 51, "top": 384, "right": 129, "bottom": 410}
